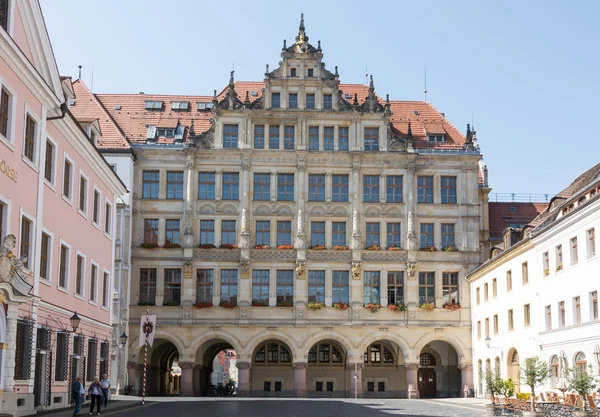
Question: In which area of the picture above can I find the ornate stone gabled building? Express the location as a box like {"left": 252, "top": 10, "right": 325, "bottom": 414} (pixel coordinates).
{"left": 79, "top": 16, "right": 489, "bottom": 398}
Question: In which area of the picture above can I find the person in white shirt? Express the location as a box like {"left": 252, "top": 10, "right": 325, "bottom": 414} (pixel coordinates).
{"left": 100, "top": 375, "right": 110, "bottom": 406}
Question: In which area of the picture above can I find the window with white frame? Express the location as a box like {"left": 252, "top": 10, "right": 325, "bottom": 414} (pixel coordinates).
{"left": 571, "top": 236, "right": 578, "bottom": 265}
{"left": 63, "top": 157, "right": 73, "bottom": 200}
{"left": 44, "top": 139, "right": 56, "bottom": 184}
{"left": 78, "top": 174, "right": 88, "bottom": 214}
{"left": 92, "top": 189, "right": 101, "bottom": 225}
{"left": 573, "top": 296, "right": 581, "bottom": 324}
{"left": 558, "top": 301, "right": 565, "bottom": 327}
{"left": 90, "top": 263, "right": 98, "bottom": 302}
{"left": 556, "top": 244, "right": 563, "bottom": 270}
{"left": 40, "top": 232, "right": 51, "bottom": 280}
{"left": 0, "top": 84, "right": 14, "bottom": 141}
{"left": 58, "top": 243, "right": 69, "bottom": 289}
{"left": 23, "top": 114, "right": 37, "bottom": 163}
{"left": 591, "top": 291, "right": 598, "bottom": 321}
{"left": 104, "top": 202, "right": 111, "bottom": 234}
{"left": 0, "top": 200, "right": 6, "bottom": 241}
{"left": 588, "top": 228, "right": 596, "bottom": 258}
{"left": 102, "top": 271, "right": 109, "bottom": 307}
{"left": 75, "top": 254, "right": 85, "bottom": 296}
{"left": 19, "top": 216, "right": 33, "bottom": 269}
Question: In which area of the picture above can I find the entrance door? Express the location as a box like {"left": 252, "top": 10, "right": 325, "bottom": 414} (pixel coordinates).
{"left": 418, "top": 368, "right": 436, "bottom": 398}
{"left": 33, "top": 351, "right": 46, "bottom": 406}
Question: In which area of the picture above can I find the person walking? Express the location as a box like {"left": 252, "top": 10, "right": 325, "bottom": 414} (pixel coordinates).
{"left": 88, "top": 377, "right": 104, "bottom": 415}
{"left": 71, "top": 375, "right": 85, "bottom": 416}
{"left": 100, "top": 374, "right": 110, "bottom": 407}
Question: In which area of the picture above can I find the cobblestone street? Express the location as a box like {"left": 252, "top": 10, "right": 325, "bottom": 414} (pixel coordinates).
{"left": 97, "top": 398, "right": 486, "bottom": 417}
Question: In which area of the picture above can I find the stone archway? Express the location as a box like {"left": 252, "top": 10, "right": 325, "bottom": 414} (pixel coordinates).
{"left": 193, "top": 338, "right": 237, "bottom": 396}
{"left": 250, "top": 339, "right": 295, "bottom": 397}
{"left": 418, "top": 341, "right": 461, "bottom": 398}
{"left": 507, "top": 348, "right": 520, "bottom": 393}
{"left": 362, "top": 339, "right": 406, "bottom": 398}
{"left": 138, "top": 339, "right": 180, "bottom": 396}
{"left": 305, "top": 339, "right": 347, "bottom": 397}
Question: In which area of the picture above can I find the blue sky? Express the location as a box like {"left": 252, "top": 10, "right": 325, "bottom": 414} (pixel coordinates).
{"left": 41, "top": 0, "right": 599, "bottom": 198}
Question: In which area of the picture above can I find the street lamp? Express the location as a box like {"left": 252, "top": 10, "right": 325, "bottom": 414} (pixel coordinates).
{"left": 70, "top": 312, "right": 81, "bottom": 333}
{"left": 485, "top": 336, "right": 491, "bottom": 349}
{"left": 120, "top": 332, "right": 128, "bottom": 347}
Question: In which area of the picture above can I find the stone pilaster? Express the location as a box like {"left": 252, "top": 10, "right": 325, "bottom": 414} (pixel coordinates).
{"left": 236, "top": 362, "right": 251, "bottom": 397}
{"left": 405, "top": 363, "right": 419, "bottom": 399}
{"left": 347, "top": 362, "right": 364, "bottom": 398}
{"left": 293, "top": 362, "right": 308, "bottom": 397}
{"left": 460, "top": 363, "right": 474, "bottom": 397}
{"left": 178, "top": 361, "right": 195, "bottom": 396}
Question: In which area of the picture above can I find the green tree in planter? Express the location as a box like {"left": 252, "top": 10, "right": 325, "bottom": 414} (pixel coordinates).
{"left": 483, "top": 369, "right": 503, "bottom": 396}
{"left": 566, "top": 365, "right": 599, "bottom": 409}
{"left": 499, "top": 378, "right": 516, "bottom": 398}
{"left": 520, "top": 357, "right": 550, "bottom": 412}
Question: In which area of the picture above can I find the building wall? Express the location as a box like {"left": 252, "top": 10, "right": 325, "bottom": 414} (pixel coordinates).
{"left": 0, "top": 2, "right": 126, "bottom": 413}
{"left": 470, "top": 195, "right": 600, "bottom": 396}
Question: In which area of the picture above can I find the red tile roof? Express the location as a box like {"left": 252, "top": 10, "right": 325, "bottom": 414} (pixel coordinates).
{"left": 71, "top": 80, "right": 129, "bottom": 150}
{"left": 488, "top": 202, "right": 548, "bottom": 240}
{"left": 72, "top": 80, "right": 468, "bottom": 149}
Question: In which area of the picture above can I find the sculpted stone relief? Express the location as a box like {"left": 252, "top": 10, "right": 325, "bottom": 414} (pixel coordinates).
{"left": 0, "top": 235, "right": 33, "bottom": 296}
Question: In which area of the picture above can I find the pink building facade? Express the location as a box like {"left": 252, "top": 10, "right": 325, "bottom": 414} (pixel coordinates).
{"left": 0, "top": 1, "right": 126, "bottom": 415}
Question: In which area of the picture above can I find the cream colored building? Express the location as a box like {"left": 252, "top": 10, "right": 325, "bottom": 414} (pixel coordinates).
{"left": 76, "top": 16, "right": 489, "bottom": 398}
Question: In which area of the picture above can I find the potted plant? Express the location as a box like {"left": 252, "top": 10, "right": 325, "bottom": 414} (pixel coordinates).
{"left": 366, "top": 245, "right": 381, "bottom": 251}
{"left": 420, "top": 246, "right": 437, "bottom": 252}
{"left": 364, "top": 303, "right": 381, "bottom": 313}
{"left": 499, "top": 378, "right": 515, "bottom": 399}
{"left": 442, "top": 246, "right": 458, "bottom": 252}
{"left": 333, "top": 302, "right": 349, "bottom": 310}
{"left": 332, "top": 245, "right": 349, "bottom": 251}
{"left": 519, "top": 356, "right": 550, "bottom": 416}
{"left": 420, "top": 302, "right": 435, "bottom": 311}
{"left": 386, "top": 246, "right": 402, "bottom": 251}
{"left": 306, "top": 301, "right": 324, "bottom": 310}
{"left": 162, "top": 242, "right": 181, "bottom": 249}
{"left": 310, "top": 245, "right": 327, "bottom": 250}
{"left": 251, "top": 300, "right": 268, "bottom": 307}
{"left": 566, "top": 365, "right": 600, "bottom": 415}
{"left": 219, "top": 301, "right": 236, "bottom": 308}
{"left": 219, "top": 243, "right": 238, "bottom": 249}
{"left": 194, "top": 301, "right": 213, "bottom": 309}
{"left": 482, "top": 370, "right": 504, "bottom": 415}
{"left": 254, "top": 244, "right": 271, "bottom": 249}
{"left": 443, "top": 303, "right": 462, "bottom": 311}
{"left": 276, "top": 244, "right": 293, "bottom": 250}
{"left": 387, "top": 303, "right": 407, "bottom": 312}
{"left": 276, "top": 300, "right": 293, "bottom": 307}
{"left": 556, "top": 264, "right": 563, "bottom": 272}
{"left": 199, "top": 243, "right": 216, "bottom": 249}
{"left": 140, "top": 242, "right": 159, "bottom": 249}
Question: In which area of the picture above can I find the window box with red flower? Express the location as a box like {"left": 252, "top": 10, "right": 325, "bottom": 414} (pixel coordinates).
{"left": 162, "top": 242, "right": 181, "bottom": 249}
{"left": 276, "top": 300, "right": 293, "bottom": 307}
{"left": 442, "top": 246, "right": 458, "bottom": 252}
{"left": 332, "top": 245, "right": 349, "bottom": 251}
{"left": 219, "top": 243, "right": 238, "bottom": 249}
{"left": 254, "top": 245, "right": 271, "bottom": 250}
{"left": 251, "top": 300, "right": 268, "bottom": 307}
{"left": 195, "top": 301, "right": 213, "bottom": 309}
{"left": 419, "top": 246, "right": 437, "bottom": 252}
{"left": 366, "top": 245, "right": 381, "bottom": 251}
{"left": 420, "top": 302, "right": 435, "bottom": 311}
{"left": 219, "top": 301, "right": 236, "bottom": 308}
{"left": 276, "top": 244, "right": 293, "bottom": 250}
{"left": 307, "top": 302, "right": 324, "bottom": 310}
{"left": 140, "top": 242, "right": 159, "bottom": 249}
{"left": 386, "top": 246, "right": 402, "bottom": 251}
{"left": 443, "top": 303, "right": 461, "bottom": 311}
{"left": 364, "top": 303, "right": 381, "bottom": 313}
{"left": 333, "top": 302, "right": 350, "bottom": 311}
{"left": 387, "top": 303, "right": 408, "bottom": 312}
{"left": 198, "top": 243, "right": 216, "bottom": 249}
{"left": 310, "top": 245, "right": 327, "bottom": 250}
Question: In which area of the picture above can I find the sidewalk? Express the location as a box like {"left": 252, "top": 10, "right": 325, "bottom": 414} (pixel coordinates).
{"left": 36, "top": 400, "right": 151, "bottom": 417}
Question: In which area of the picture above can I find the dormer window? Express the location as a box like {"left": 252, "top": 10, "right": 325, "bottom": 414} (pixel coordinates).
{"left": 271, "top": 93, "right": 280, "bottom": 109}
{"left": 289, "top": 93, "right": 298, "bottom": 109}
{"left": 171, "top": 101, "right": 189, "bottom": 111}
{"left": 157, "top": 128, "right": 175, "bottom": 138}
{"left": 306, "top": 94, "right": 315, "bottom": 109}
{"left": 146, "top": 125, "right": 156, "bottom": 141}
{"left": 323, "top": 94, "right": 332, "bottom": 109}
{"left": 197, "top": 102, "right": 214, "bottom": 110}
{"left": 290, "top": 68, "right": 297, "bottom": 77}
{"left": 145, "top": 100, "right": 163, "bottom": 110}
{"left": 307, "top": 68, "right": 314, "bottom": 77}
{"left": 428, "top": 135, "right": 445, "bottom": 142}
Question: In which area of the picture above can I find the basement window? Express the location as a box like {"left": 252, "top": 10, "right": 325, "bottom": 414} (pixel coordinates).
{"left": 145, "top": 101, "right": 163, "bottom": 110}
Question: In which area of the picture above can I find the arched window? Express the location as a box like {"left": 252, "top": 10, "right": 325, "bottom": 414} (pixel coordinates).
{"left": 495, "top": 356, "right": 501, "bottom": 376}
{"left": 550, "top": 355, "right": 559, "bottom": 388}
{"left": 478, "top": 359, "right": 483, "bottom": 394}
{"left": 575, "top": 352, "right": 586, "bottom": 376}
{"left": 511, "top": 350, "right": 519, "bottom": 365}
{"left": 363, "top": 343, "right": 394, "bottom": 364}
{"left": 254, "top": 343, "right": 291, "bottom": 364}
{"left": 486, "top": 358, "right": 491, "bottom": 372}
{"left": 420, "top": 353, "right": 436, "bottom": 367}
{"left": 307, "top": 343, "right": 344, "bottom": 365}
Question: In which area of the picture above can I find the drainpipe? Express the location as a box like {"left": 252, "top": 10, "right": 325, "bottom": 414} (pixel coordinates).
{"left": 46, "top": 102, "right": 68, "bottom": 121}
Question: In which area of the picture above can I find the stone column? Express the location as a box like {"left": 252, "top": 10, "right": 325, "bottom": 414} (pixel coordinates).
{"left": 179, "top": 362, "right": 195, "bottom": 396}
{"left": 193, "top": 365, "right": 202, "bottom": 396}
{"left": 293, "top": 362, "right": 308, "bottom": 397}
{"left": 460, "top": 364, "right": 474, "bottom": 397}
{"left": 236, "top": 362, "right": 252, "bottom": 397}
{"left": 270, "top": 171, "right": 277, "bottom": 201}
{"left": 215, "top": 169, "right": 223, "bottom": 201}
{"left": 347, "top": 362, "right": 363, "bottom": 398}
{"left": 3, "top": 303, "right": 19, "bottom": 394}
{"left": 405, "top": 363, "right": 419, "bottom": 399}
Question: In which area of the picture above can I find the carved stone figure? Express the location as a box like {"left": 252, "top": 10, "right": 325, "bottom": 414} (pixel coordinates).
{"left": 0, "top": 235, "right": 33, "bottom": 295}
{"left": 240, "top": 260, "right": 250, "bottom": 279}
{"left": 295, "top": 261, "right": 306, "bottom": 279}
{"left": 407, "top": 262, "right": 417, "bottom": 280}
{"left": 183, "top": 261, "right": 193, "bottom": 279}
{"left": 241, "top": 208, "right": 249, "bottom": 233}
{"left": 297, "top": 209, "right": 304, "bottom": 234}
{"left": 351, "top": 261, "right": 362, "bottom": 280}
{"left": 352, "top": 211, "right": 359, "bottom": 235}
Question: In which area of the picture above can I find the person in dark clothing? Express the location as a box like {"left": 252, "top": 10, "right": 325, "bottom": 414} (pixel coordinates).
{"left": 88, "top": 377, "right": 104, "bottom": 415}
{"left": 71, "top": 375, "right": 85, "bottom": 416}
